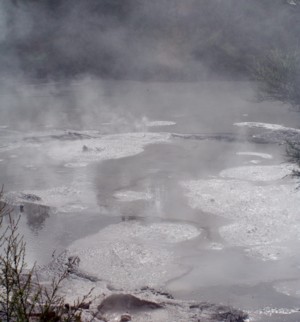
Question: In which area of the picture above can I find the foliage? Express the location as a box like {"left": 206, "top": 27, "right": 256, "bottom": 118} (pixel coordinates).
{"left": 0, "top": 212, "right": 35, "bottom": 321}
{"left": 252, "top": 49, "right": 300, "bottom": 108}
{"left": 0, "top": 190, "right": 95, "bottom": 322}
{"left": 286, "top": 141, "right": 300, "bottom": 178}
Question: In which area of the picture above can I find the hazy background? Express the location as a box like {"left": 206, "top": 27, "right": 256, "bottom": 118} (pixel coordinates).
{"left": 0, "top": 0, "right": 299, "bottom": 130}
{"left": 0, "top": 0, "right": 300, "bottom": 81}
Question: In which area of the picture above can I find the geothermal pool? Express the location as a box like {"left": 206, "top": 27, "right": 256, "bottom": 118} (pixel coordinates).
{"left": 1, "top": 80, "right": 300, "bottom": 321}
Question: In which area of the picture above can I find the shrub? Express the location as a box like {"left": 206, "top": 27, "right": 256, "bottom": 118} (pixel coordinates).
{"left": 0, "top": 189, "right": 95, "bottom": 321}
{"left": 252, "top": 49, "right": 300, "bottom": 108}
{"left": 286, "top": 141, "right": 300, "bottom": 178}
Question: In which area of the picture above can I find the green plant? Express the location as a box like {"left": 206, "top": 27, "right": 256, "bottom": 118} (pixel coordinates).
{"left": 0, "top": 212, "right": 36, "bottom": 321}
{"left": 0, "top": 189, "right": 95, "bottom": 321}
{"left": 252, "top": 49, "right": 300, "bottom": 108}
{"left": 286, "top": 141, "right": 300, "bottom": 178}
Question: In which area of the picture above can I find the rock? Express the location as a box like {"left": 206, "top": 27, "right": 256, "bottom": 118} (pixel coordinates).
{"left": 172, "top": 132, "right": 243, "bottom": 143}
{"left": 98, "top": 294, "right": 163, "bottom": 312}
{"left": 19, "top": 193, "right": 41, "bottom": 202}
{"left": 95, "top": 312, "right": 108, "bottom": 322}
{"left": 65, "top": 301, "right": 91, "bottom": 311}
{"left": 140, "top": 286, "right": 174, "bottom": 299}
{"left": 120, "top": 313, "right": 131, "bottom": 321}
{"left": 190, "top": 303, "right": 248, "bottom": 322}
{"left": 67, "top": 255, "right": 80, "bottom": 272}
{"left": 53, "top": 131, "right": 93, "bottom": 141}
{"left": 78, "top": 302, "right": 91, "bottom": 310}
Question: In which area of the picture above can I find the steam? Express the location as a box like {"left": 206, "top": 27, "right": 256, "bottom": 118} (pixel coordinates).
{"left": 2, "top": 4, "right": 300, "bottom": 318}
{"left": 0, "top": 0, "right": 297, "bottom": 82}
{"left": 0, "top": 0, "right": 298, "bottom": 130}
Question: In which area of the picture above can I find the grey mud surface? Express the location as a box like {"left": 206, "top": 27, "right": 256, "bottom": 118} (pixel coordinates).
{"left": 2, "top": 81, "right": 300, "bottom": 321}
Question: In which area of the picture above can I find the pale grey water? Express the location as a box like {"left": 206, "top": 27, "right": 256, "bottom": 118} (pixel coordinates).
{"left": 1, "top": 80, "right": 300, "bottom": 320}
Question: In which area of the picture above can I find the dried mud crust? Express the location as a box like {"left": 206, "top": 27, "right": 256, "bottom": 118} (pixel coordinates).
{"left": 37, "top": 253, "right": 248, "bottom": 322}
{"left": 172, "top": 122, "right": 300, "bottom": 145}
{"left": 95, "top": 294, "right": 248, "bottom": 322}
{"left": 234, "top": 122, "right": 300, "bottom": 144}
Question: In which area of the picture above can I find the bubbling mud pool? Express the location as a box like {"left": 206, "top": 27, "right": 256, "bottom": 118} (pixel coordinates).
{"left": 2, "top": 80, "right": 300, "bottom": 321}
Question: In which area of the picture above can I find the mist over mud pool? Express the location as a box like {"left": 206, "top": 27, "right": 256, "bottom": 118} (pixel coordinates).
{"left": 2, "top": 80, "right": 300, "bottom": 320}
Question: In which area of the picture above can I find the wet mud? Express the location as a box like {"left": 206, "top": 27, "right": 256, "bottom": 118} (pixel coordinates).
{"left": 1, "top": 81, "right": 300, "bottom": 320}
